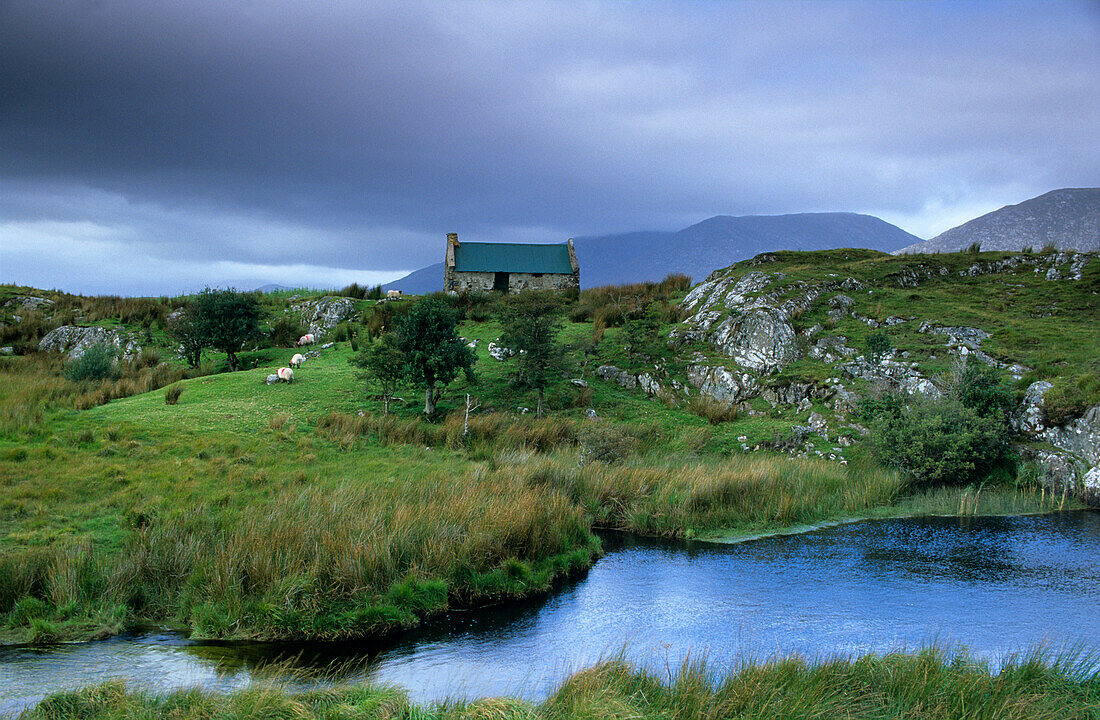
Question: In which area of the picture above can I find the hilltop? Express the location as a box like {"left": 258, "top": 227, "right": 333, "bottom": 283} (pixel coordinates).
{"left": 898, "top": 188, "right": 1100, "bottom": 254}
{"left": 383, "top": 212, "right": 920, "bottom": 293}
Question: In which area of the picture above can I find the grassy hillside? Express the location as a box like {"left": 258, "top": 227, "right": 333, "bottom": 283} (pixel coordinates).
{"left": 0, "top": 248, "right": 1094, "bottom": 644}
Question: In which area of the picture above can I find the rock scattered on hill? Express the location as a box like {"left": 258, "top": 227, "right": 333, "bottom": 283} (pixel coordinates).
{"left": 38, "top": 325, "right": 142, "bottom": 360}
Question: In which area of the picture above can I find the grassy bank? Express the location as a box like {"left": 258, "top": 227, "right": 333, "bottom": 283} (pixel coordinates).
{"left": 20, "top": 648, "right": 1100, "bottom": 719}
{"left": 1, "top": 251, "right": 1094, "bottom": 645}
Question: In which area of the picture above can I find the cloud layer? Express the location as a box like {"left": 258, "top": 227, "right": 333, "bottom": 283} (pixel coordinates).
{"left": 2, "top": 1, "right": 1097, "bottom": 294}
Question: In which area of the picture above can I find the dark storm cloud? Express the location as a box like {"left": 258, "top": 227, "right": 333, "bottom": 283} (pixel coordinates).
{"left": 1, "top": 1, "right": 1098, "bottom": 294}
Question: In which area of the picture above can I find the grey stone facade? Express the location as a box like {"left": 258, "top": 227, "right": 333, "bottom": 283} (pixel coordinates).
{"left": 447, "top": 270, "right": 578, "bottom": 293}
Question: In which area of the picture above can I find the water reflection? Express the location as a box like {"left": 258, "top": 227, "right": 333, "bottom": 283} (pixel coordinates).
{"left": 3, "top": 511, "right": 1099, "bottom": 715}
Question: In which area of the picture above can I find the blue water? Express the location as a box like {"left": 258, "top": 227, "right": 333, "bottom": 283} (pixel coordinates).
{"left": 3, "top": 511, "right": 1099, "bottom": 714}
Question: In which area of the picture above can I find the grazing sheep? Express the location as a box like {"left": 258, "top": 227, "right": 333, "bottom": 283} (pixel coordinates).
{"left": 298, "top": 333, "right": 315, "bottom": 346}
{"left": 277, "top": 367, "right": 294, "bottom": 383}
{"left": 290, "top": 353, "right": 305, "bottom": 368}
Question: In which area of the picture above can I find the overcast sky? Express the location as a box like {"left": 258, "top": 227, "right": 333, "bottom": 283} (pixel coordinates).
{"left": 2, "top": 1, "right": 1097, "bottom": 296}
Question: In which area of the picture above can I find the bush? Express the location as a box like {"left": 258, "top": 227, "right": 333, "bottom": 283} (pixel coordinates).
{"left": 863, "top": 394, "right": 1010, "bottom": 487}
{"left": 1042, "top": 373, "right": 1100, "bottom": 426}
{"left": 578, "top": 422, "right": 635, "bottom": 464}
{"left": 270, "top": 315, "right": 307, "bottom": 348}
{"left": 864, "top": 330, "right": 891, "bottom": 363}
{"left": 952, "top": 360, "right": 1014, "bottom": 423}
{"left": 64, "top": 344, "right": 117, "bottom": 382}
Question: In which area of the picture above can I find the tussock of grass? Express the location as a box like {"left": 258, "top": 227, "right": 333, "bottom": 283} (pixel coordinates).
{"left": 20, "top": 648, "right": 1100, "bottom": 719}
{"left": 507, "top": 452, "right": 905, "bottom": 538}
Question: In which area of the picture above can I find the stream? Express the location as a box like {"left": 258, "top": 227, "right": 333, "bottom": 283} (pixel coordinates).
{"left": 3, "top": 510, "right": 1099, "bottom": 715}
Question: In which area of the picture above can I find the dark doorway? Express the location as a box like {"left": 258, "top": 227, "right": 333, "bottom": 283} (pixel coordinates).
{"left": 493, "top": 272, "right": 510, "bottom": 292}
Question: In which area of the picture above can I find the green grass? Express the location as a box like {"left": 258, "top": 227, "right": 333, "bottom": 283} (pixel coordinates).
{"left": 0, "top": 251, "right": 1093, "bottom": 644}
{"left": 19, "top": 648, "right": 1100, "bottom": 719}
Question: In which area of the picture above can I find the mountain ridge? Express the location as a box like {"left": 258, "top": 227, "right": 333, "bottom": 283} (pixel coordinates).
{"left": 897, "top": 188, "right": 1100, "bottom": 255}
{"left": 384, "top": 212, "right": 921, "bottom": 293}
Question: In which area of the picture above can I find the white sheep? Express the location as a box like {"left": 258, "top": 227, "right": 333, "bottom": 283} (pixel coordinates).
{"left": 277, "top": 366, "right": 294, "bottom": 383}
{"left": 297, "top": 333, "right": 315, "bottom": 346}
{"left": 290, "top": 353, "right": 305, "bottom": 368}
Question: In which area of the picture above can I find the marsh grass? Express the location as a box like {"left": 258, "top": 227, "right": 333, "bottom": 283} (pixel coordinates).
{"left": 20, "top": 648, "right": 1100, "bottom": 719}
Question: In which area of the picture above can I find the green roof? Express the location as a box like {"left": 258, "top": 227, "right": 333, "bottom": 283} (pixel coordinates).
{"left": 453, "top": 242, "right": 574, "bottom": 274}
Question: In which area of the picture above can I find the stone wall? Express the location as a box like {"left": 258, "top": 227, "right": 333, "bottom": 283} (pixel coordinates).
{"left": 446, "top": 270, "right": 578, "bottom": 294}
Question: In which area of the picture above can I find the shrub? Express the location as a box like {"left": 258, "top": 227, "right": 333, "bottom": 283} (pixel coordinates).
{"left": 952, "top": 360, "right": 1014, "bottom": 423}
{"left": 578, "top": 422, "right": 635, "bottom": 464}
{"left": 270, "top": 315, "right": 306, "bottom": 348}
{"left": 863, "top": 394, "right": 1010, "bottom": 487}
{"left": 64, "top": 344, "right": 117, "bottom": 382}
{"left": 1042, "top": 374, "right": 1100, "bottom": 426}
{"left": 164, "top": 384, "right": 183, "bottom": 405}
{"left": 864, "top": 330, "right": 891, "bottom": 363}
{"left": 966, "top": 241, "right": 982, "bottom": 254}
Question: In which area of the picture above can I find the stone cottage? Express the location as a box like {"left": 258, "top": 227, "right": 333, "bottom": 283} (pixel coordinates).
{"left": 443, "top": 232, "right": 580, "bottom": 293}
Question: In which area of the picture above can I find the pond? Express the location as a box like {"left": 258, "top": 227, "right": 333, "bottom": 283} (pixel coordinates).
{"left": 3, "top": 511, "right": 1099, "bottom": 715}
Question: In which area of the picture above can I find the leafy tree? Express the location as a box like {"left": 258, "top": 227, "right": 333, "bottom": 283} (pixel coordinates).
{"left": 351, "top": 334, "right": 405, "bottom": 414}
{"left": 864, "top": 329, "right": 891, "bottom": 364}
{"left": 498, "top": 291, "right": 566, "bottom": 418}
{"left": 622, "top": 302, "right": 663, "bottom": 360}
{"left": 166, "top": 312, "right": 204, "bottom": 367}
{"left": 394, "top": 297, "right": 476, "bottom": 415}
{"left": 190, "top": 288, "right": 264, "bottom": 371}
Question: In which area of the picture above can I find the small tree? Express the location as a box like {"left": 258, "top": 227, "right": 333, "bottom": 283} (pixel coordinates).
{"left": 864, "top": 329, "right": 891, "bottom": 364}
{"left": 622, "top": 301, "right": 662, "bottom": 360}
{"left": 351, "top": 334, "right": 405, "bottom": 414}
{"left": 166, "top": 312, "right": 204, "bottom": 367}
{"left": 498, "top": 291, "right": 566, "bottom": 418}
{"left": 394, "top": 297, "right": 476, "bottom": 415}
{"left": 190, "top": 288, "right": 264, "bottom": 371}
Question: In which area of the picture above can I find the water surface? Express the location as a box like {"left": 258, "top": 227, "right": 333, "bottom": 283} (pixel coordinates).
{"left": 3, "top": 511, "right": 1098, "bottom": 714}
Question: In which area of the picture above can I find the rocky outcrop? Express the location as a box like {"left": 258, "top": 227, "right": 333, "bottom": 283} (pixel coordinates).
{"left": 292, "top": 296, "right": 357, "bottom": 336}
{"left": 3, "top": 296, "right": 54, "bottom": 312}
{"left": 1042, "top": 405, "right": 1100, "bottom": 468}
{"left": 597, "top": 365, "right": 681, "bottom": 397}
{"left": 673, "top": 271, "right": 801, "bottom": 373}
{"left": 838, "top": 356, "right": 941, "bottom": 399}
{"left": 38, "top": 325, "right": 141, "bottom": 360}
{"left": 886, "top": 252, "right": 1092, "bottom": 288}
{"left": 686, "top": 364, "right": 759, "bottom": 403}
{"left": 1014, "top": 381, "right": 1100, "bottom": 505}
{"left": 1013, "top": 381, "right": 1054, "bottom": 435}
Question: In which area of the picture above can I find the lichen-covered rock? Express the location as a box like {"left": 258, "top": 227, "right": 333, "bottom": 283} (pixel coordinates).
{"left": 838, "top": 357, "right": 941, "bottom": 399}
{"left": 265, "top": 374, "right": 279, "bottom": 385}
{"left": 1083, "top": 466, "right": 1100, "bottom": 505}
{"left": 674, "top": 269, "right": 865, "bottom": 375}
{"left": 1013, "top": 381, "right": 1053, "bottom": 435}
{"left": 1041, "top": 404, "right": 1100, "bottom": 467}
{"left": 292, "top": 296, "right": 357, "bottom": 336}
{"left": 488, "top": 341, "right": 515, "bottom": 361}
{"left": 38, "top": 325, "right": 141, "bottom": 360}
{"left": 3, "top": 296, "right": 54, "bottom": 312}
{"left": 686, "top": 364, "right": 760, "bottom": 403}
{"left": 807, "top": 335, "right": 857, "bottom": 363}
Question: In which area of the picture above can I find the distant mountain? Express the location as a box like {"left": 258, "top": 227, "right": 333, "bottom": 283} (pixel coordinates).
{"left": 896, "top": 188, "right": 1100, "bottom": 255}
{"left": 254, "top": 283, "right": 294, "bottom": 293}
{"left": 382, "top": 263, "right": 444, "bottom": 295}
{"left": 573, "top": 213, "right": 920, "bottom": 287}
{"left": 383, "top": 212, "right": 921, "bottom": 292}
